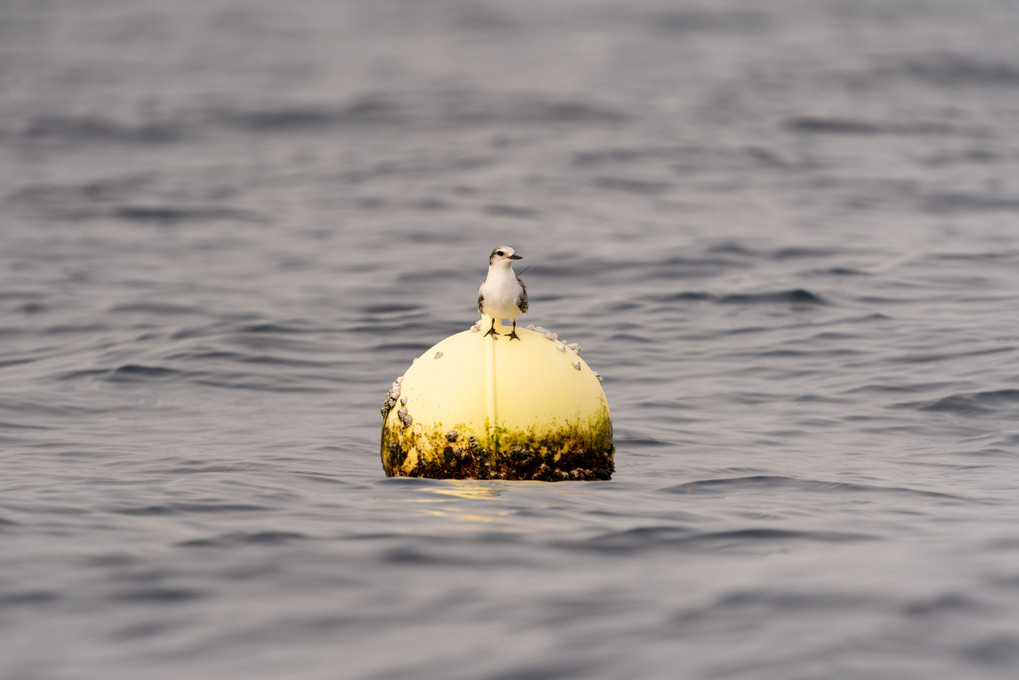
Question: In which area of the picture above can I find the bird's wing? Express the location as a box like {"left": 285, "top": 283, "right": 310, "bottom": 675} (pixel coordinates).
{"left": 516, "top": 277, "right": 528, "bottom": 313}
{"left": 477, "top": 284, "right": 485, "bottom": 314}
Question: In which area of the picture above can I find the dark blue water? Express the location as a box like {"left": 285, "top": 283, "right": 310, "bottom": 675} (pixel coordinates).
{"left": 3, "top": 0, "right": 1019, "bottom": 678}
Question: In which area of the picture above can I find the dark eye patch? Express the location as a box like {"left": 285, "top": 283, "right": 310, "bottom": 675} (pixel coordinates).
{"left": 496, "top": 250, "right": 504, "bottom": 256}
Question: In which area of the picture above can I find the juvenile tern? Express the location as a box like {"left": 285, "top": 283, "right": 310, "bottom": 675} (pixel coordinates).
{"left": 477, "top": 245, "right": 528, "bottom": 340}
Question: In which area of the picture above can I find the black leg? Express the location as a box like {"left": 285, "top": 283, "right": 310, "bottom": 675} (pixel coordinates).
{"left": 484, "top": 318, "right": 499, "bottom": 337}
{"left": 508, "top": 320, "right": 520, "bottom": 340}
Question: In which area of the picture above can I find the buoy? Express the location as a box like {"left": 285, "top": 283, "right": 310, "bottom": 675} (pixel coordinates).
{"left": 380, "top": 318, "right": 614, "bottom": 481}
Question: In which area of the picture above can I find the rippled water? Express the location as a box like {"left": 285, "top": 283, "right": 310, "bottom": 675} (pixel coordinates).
{"left": 3, "top": 0, "right": 1019, "bottom": 678}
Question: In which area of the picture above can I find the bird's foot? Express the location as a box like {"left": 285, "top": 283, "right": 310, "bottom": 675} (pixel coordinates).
{"left": 484, "top": 327, "right": 499, "bottom": 338}
{"left": 507, "top": 329, "right": 520, "bottom": 341}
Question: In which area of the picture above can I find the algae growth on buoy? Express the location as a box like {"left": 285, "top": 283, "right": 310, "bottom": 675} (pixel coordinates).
{"left": 380, "top": 248, "right": 614, "bottom": 481}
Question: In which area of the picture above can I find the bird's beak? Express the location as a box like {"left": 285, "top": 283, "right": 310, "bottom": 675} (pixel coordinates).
{"left": 509, "top": 254, "right": 523, "bottom": 260}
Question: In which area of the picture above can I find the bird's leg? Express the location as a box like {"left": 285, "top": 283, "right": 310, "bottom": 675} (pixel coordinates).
{"left": 484, "top": 318, "right": 499, "bottom": 338}
{"left": 508, "top": 320, "right": 520, "bottom": 340}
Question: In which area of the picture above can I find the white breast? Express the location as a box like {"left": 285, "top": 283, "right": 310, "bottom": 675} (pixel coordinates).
{"left": 480, "top": 265, "right": 523, "bottom": 319}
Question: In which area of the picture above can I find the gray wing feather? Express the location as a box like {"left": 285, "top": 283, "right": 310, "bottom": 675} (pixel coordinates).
{"left": 516, "top": 277, "right": 528, "bottom": 313}
{"left": 477, "top": 286, "right": 485, "bottom": 314}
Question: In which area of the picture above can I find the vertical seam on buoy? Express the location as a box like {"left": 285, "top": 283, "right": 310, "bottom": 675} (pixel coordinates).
{"left": 485, "top": 315, "right": 497, "bottom": 430}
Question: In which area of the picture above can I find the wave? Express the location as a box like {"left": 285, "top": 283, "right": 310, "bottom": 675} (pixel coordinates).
{"left": 785, "top": 116, "right": 960, "bottom": 136}
{"left": 703, "top": 242, "right": 866, "bottom": 262}
{"left": 9, "top": 180, "right": 267, "bottom": 223}
{"left": 897, "top": 53, "right": 1019, "bottom": 88}
{"left": 719, "top": 289, "right": 829, "bottom": 305}
{"left": 108, "top": 302, "right": 205, "bottom": 315}
{"left": 104, "top": 364, "right": 183, "bottom": 382}
{"left": 176, "top": 530, "right": 307, "bottom": 547}
{"left": 922, "top": 192, "right": 1019, "bottom": 213}
{"left": 211, "top": 93, "right": 626, "bottom": 133}
{"left": 690, "top": 589, "right": 883, "bottom": 617}
{"left": 0, "top": 591, "right": 55, "bottom": 606}
{"left": 655, "top": 289, "right": 829, "bottom": 306}
{"left": 210, "top": 98, "right": 403, "bottom": 132}
{"left": 111, "top": 205, "right": 267, "bottom": 224}
{"left": 111, "top": 587, "right": 207, "bottom": 603}
{"left": 578, "top": 525, "right": 874, "bottom": 554}
{"left": 592, "top": 176, "right": 671, "bottom": 195}
{"left": 902, "top": 591, "right": 984, "bottom": 617}
{"left": 55, "top": 341, "right": 341, "bottom": 392}
{"left": 570, "top": 144, "right": 808, "bottom": 172}
{"left": 658, "top": 475, "right": 972, "bottom": 502}
{"left": 901, "top": 389, "right": 1019, "bottom": 416}
{"left": 19, "top": 115, "right": 184, "bottom": 144}
{"left": 648, "top": 8, "right": 770, "bottom": 34}
{"left": 484, "top": 204, "right": 540, "bottom": 219}
{"left": 806, "top": 266, "right": 868, "bottom": 276}
{"left": 962, "top": 637, "right": 1019, "bottom": 667}
{"left": 10, "top": 93, "right": 625, "bottom": 148}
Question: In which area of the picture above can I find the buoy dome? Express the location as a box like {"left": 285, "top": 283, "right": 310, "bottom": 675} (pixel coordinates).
{"left": 381, "top": 323, "right": 614, "bottom": 481}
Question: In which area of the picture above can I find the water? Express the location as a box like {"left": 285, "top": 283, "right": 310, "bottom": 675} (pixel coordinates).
{"left": 3, "top": 0, "right": 1019, "bottom": 677}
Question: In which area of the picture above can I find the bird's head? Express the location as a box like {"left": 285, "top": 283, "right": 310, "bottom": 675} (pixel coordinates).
{"left": 489, "top": 245, "right": 523, "bottom": 266}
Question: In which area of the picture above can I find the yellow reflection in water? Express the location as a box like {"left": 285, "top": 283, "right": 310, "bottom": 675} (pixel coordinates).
{"left": 429, "top": 479, "right": 507, "bottom": 501}
{"left": 384, "top": 479, "right": 589, "bottom": 529}
{"left": 413, "top": 480, "right": 511, "bottom": 526}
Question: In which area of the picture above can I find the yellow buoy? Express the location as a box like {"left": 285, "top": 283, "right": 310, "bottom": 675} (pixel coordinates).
{"left": 380, "top": 318, "right": 614, "bottom": 481}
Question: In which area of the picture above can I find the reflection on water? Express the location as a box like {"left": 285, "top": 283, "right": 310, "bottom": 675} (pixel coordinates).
{"left": 430, "top": 479, "right": 508, "bottom": 502}
{"left": 382, "top": 478, "right": 602, "bottom": 529}
{"left": 404, "top": 480, "right": 512, "bottom": 526}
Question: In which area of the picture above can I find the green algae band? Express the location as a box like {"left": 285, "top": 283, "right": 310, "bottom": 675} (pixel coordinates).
{"left": 381, "top": 323, "right": 614, "bottom": 481}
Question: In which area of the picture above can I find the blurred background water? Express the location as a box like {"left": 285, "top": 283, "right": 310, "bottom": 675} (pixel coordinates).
{"left": 3, "top": 0, "right": 1019, "bottom": 678}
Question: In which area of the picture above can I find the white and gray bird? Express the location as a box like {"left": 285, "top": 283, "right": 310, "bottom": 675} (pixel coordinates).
{"left": 477, "top": 245, "right": 528, "bottom": 340}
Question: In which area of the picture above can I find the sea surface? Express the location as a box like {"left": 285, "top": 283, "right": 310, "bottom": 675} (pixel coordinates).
{"left": 3, "top": 1, "right": 1019, "bottom": 678}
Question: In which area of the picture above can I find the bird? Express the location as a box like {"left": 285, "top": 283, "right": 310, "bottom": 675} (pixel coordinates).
{"left": 478, "top": 245, "right": 528, "bottom": 340}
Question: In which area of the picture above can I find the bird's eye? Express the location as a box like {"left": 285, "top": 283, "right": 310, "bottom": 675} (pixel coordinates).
{"left": 496, "top": 250, "right": 504, "bottom": 256}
